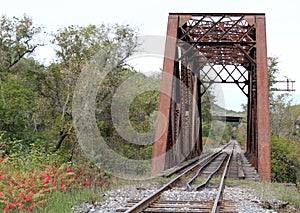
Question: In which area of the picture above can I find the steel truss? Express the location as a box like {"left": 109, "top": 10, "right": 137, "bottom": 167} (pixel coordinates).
{"left": 152, "top": 13, "right": 271, "bottom": 181}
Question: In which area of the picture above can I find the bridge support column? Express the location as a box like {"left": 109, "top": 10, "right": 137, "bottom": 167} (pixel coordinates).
{"left": 256, "top": 15, "right": 271, "bottom": 182}
{"left": 151, "top": 15, "right": 178, "bottom": 176}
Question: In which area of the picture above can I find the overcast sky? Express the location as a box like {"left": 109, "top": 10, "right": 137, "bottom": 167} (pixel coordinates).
{"left": 1, "top": 0, "right": 299, "bottom": 110}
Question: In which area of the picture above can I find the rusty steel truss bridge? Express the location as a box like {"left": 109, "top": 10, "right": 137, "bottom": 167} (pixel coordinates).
{"left": 152, "top": 13, "right": 271, "bottom": 181}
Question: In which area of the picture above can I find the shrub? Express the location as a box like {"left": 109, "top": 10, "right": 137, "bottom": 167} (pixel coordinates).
{"left": 271, "top": 135, "right": 300, "bottom": 185}
{"left": 0, "top": 158, "right": 75, "bottom": 212}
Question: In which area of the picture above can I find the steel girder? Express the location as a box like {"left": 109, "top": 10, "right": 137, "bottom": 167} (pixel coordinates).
{"left": 152, "top": 13, "right": 271, "bottom": 181}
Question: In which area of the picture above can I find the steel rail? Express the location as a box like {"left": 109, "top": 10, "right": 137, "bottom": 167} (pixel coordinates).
{"left": 163, "top": 155, "right": 204, "bottom": 178}
{"left": 211, "top": 147, "right": 234, "bottom": 213}
{"left": 194, "top": 153, "right": 228, "bottom": 191}
{"left": 125, "top": 150, "right": 227, "bottom": 212}
{"left": 186, "top": 152, "right": 223, "bottom": 191}
{"left": 124, "top": 141, "right": 234, "bottom": 213}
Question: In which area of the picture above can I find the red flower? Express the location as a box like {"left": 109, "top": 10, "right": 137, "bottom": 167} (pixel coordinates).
{"left": 41, "top": 173, "right": 52, "bottom": 185}
{"left": 59, "top": 185, "right": 66, "bottom": 191}
{"left": 0, "top": 157, "right": 8, "bottom": 164}
{"left": 82, "top": 181, "right": 91, "bottom": 186}
{"left": 3, "top": 203, "right": 17, "bottom": 212}
{"left": 28, "top": 204, "right": 35, "bottom": 212}
{"left": 66, "top": 168, "right": 74, "bottom": 172}
{"left": 24, "top": 194, "right": 34, "bottom": 203}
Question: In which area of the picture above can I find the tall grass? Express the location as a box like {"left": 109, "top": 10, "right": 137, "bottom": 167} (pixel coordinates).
{"left": 252, "top": 182, "right": 300, "bottom": 208}
{"left": 33, "top": 187, "right": 100, "bottom": 213}
{"left": 227, "top": 180, "right": 300, "bottom": 208}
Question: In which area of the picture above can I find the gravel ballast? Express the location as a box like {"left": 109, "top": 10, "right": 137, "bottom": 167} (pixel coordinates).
{"left": 71, "top": 182, "right": 294, "bottom": 213}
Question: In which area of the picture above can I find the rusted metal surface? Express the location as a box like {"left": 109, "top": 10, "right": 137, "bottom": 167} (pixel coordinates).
{"left": 255, "top": 16, "right": 271, "bottom": 182}
{"left": 151, "top": 15, "right": 179, "bottom": 176}
{"left": 152, "top": 13, "right": 271, "bottom": 181}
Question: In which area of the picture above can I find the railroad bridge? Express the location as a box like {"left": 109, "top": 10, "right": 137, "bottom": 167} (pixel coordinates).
{"left": 152, "top": 13, "right": 271, "bottom": 181}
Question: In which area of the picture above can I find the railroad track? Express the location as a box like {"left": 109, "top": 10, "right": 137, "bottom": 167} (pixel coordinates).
{"left": 117, "top": 141, "right": 240, "bottom": 213}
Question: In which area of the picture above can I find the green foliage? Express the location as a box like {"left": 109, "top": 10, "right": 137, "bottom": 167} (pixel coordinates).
{"left": 0, "top": 14, "right": 153, "bottom": 212}
{"left": 53, "top": 24, "right": 137, "bottom": 72}
{"left": 222, "top": 123, "right": 235, "bottom": 141}
{"left": 202, "top": 122, "right": 210, "bottom": 137}
{"left": 270, "top": 93, "right": 293, "bottom": 137}
{"left": 96, "top": 72, "right": 158, "bottom": 161}
{"left": 267, "top": 57, "right": 300, "bottom": 185}
{"left": 201, "top": 91, "right": 213, "bottom": 124}
{"left": 0, "top": 15, "right": 42, "bottom": 73}
{"left": 0, "top": 73, "right": 37, "bottom": 140}
{"left": 0, "top": 132, "right": 69, "bottom": 171}
{"left": 130, "top": 90, "right": 159, "bottom": 134}
{"left": 288, "top": 105, "right": 300, "bottom": 140}
{"left": 36, "top": 23, "right": 139, "bottom": 156}
{"left": 32, "top": 187, "right": 101, "bottom": 213}
{"left": 271, "top": 135, "right": 300, "bottom": 185}
{"left": 201, "top": 90, "right": 215, "bottom": 140}
{"left": 268, "top": 56, "right": 280, "bottom": 92}
{"left": 208, "top": 120, "right": 224, "bottom": 143}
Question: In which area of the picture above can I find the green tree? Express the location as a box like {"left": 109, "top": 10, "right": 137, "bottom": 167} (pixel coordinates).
{"left": 269, "top": 93, "right": 293, "bottom": 137}
{"left": 267, "top": 57, "right": 300, "bottom": 185}
{"left": 92, "top": 70, "right": 160, "bottom": 160}
{"left": 268, "top": 56, "right": 280, "bottom": 92}
{"left": 0, "top": 73, "right": 36, "bottom": 138}
{"left": 0, "top": 15, "right": 43, "bottom": 141}
{"left": 289, "top": 105, "right": 300, "bottom": 139}
{"left": 36, "top": 24, "right": 138, "bottom": 160}
{"left": 267, "top": 57, "right": 295, "bottom": 138}
{"left": 271, "top": 135, "right": 300, "bottom": 183}
{"left": 0, "top": 58, "right": 43, "bottom": 140}
{"left": 0, "top": 15, "right": 42, "bottom": 73}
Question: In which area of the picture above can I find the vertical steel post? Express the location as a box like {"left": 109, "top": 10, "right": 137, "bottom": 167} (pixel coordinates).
{"left": 190, "top": 75, "right": 198, "bottom": 157}
{"left": 198, "top": 80, "right": 203, "bottom": 154}
{"left": 255, "top": 15, "right": 271, "bottom": 181}
{"left": 151, "top": 15, "right": 178, "bottom": 176}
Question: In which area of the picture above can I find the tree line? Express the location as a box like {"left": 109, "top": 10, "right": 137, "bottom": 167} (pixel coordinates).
{"left": 0, "top": 14, "right": 160, "bottom": 169}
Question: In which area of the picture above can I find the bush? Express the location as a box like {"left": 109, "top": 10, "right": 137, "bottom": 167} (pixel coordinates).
{"left": 271, "top": 135, "right": 300, "bottom": 185}
{"left": 0, "top": 158, "right": 75, "bottom": 212}
{"left": 0, "top": 132, "right": 69, "bottom": 171}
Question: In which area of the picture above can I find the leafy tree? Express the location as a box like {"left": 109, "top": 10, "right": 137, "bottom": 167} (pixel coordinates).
{"left": 0, "top": 58, "right": 43, "bottom": 140}
{"left": 268, "top": 57, "right": 296, "bottom": 138}
{"left": 0, "top": 73, "right": 36, "bottom": 138}
{"left": 36, "top": 24, "right": 138, "bottom": 160}
{"left": 269, "top": 93, "right": 293, "bottom": 137}
{"left": 268, "top": 56, "right": 280, "bottom": 92}
{"left": 0, "top": 15, "right": 43, "bottom": 142}
{"left": 289, "top": 105, "right": 300, "bottom": 140}
{"left": 95, "top": 71, "right": 160, "bottom": 160}
{"left": 201, "top": 87, "right": 214, "bottom": 138}
{"left": 0, "top": 15, "right": 42, "bottom": 73}
{"left": 267, "top": 57, "right": 300, "bottom": 185}
{"left": 271, "top": 135, "right": 300, "bottom": 184}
